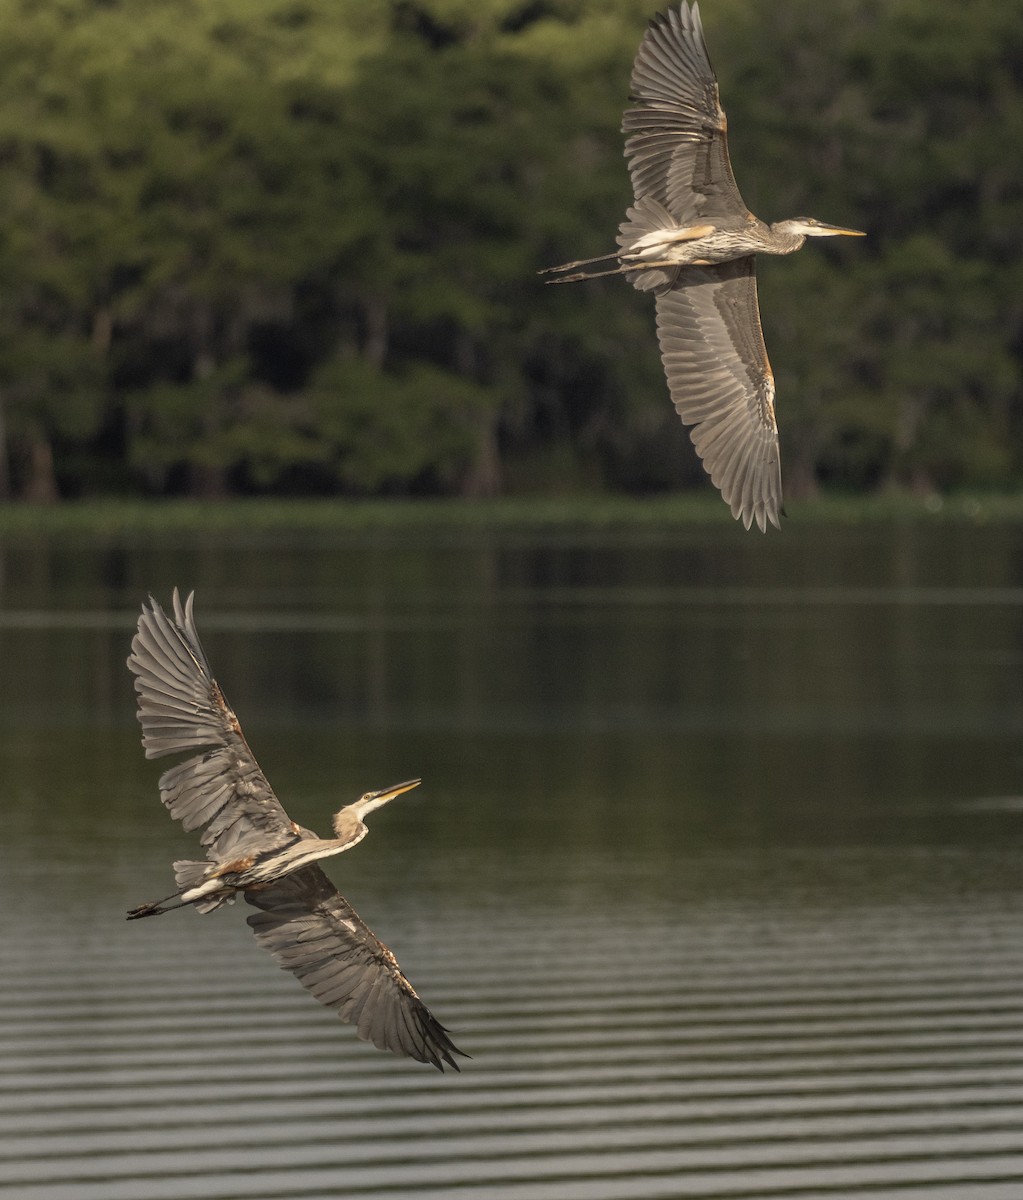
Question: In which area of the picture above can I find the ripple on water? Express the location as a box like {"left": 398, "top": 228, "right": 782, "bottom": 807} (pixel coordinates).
{"left": 4, "top": 852, "right": 1023, "bottom": 1200}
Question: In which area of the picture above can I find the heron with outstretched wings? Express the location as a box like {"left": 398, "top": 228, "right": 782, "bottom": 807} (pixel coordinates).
{"left": 544, "top": 2, "right": 863, "bottom": 532}
{"left": 126, "top": 589, "right": 464, "bottom": 1072}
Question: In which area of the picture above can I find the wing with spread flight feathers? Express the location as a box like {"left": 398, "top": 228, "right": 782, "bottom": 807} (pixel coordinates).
{"left": 655, "top": 259, "right": 782, "bottom": 532}
{"left": 623, "top": 1, "right": 748, "bottom": 224}
{"left": 128, "top": 590, "right": 299, "bottom": 862}
{"left": 246, "top": 866, "right": 464, "bottom": 1071}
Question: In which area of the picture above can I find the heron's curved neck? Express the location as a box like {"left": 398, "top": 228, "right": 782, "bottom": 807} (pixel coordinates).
{"left": 767, "top": 226, "right": 807, "bottom": 255}
{"left": 332, "top": 809, "right": 368, "bottom": 846}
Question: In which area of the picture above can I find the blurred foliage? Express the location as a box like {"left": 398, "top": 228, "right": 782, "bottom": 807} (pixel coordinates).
{"left": 0, "top": 0, "right": 1019, "bottom": 502}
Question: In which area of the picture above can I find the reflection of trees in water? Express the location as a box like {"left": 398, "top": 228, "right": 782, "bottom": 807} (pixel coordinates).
{"left": 6, "top": 519, "right": 1022, "bottom": 859}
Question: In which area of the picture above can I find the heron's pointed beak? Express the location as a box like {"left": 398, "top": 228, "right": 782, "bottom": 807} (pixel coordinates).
{"left": 351, "top": 778, "right": 423, "bottom": 820}
{"left": 817, "top": 223, "right": 865, "bottom": 237}
{"left": 367, "top": 778, "right": 422, "bottom": 804}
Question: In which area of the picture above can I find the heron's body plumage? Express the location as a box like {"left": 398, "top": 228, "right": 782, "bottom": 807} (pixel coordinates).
{"left": 543, "top": 2, "right": 863, "bottom": 531}
{"left": 126, "top": 590, "right": 463, "bottom": 1072}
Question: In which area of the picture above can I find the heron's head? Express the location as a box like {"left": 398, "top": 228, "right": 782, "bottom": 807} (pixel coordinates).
{"left": 334, "top": 778, "right": 422, "bottom": 837}
{"left": 773, "top": 217, "right": 865, "bottom": 238}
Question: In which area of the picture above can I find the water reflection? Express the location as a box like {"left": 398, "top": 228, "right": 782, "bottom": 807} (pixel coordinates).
{"left": 2, "top": 516, "right": 1023, "bottom": 1198}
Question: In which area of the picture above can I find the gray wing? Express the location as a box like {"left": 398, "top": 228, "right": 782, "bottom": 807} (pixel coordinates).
{"left": 623, "top": 2, "right": 748, "bottom": 223}
{"left": 128, "top": 589, "right": 299, "bottom": 861}
{"left": 655, "top": 259, "right": 782, "bottom": 532}
{"left": 246, "top": 866, "right": 464, "bottom": 1071}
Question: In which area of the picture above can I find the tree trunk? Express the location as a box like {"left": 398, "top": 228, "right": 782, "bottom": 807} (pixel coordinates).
{"left": 886, "top": 391, "right": 931, "bottom": 494}
{"left": 186, "top": 350, "right": 228, "bottom": 498}
{"left": 454, "top": 331, "right": 502, "bottom": 497}
{"left": 461, "top": 416, "right": 502, "bottom": 497}
{"left": 0, "top": 391, "right": 10, "bottom": 501}
{"left": 92, "top": 306, "right": 113, "bottom": 355}
{"left": 22, "top": 433, "right": 59, "bottom": 503}
{"left": 364, "top": 296, "right": 388, "bottom": 369}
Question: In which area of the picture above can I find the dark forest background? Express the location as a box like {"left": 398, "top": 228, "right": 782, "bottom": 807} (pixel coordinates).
{"left": 0, "top": 0, "right": 1019, "bottom": 504}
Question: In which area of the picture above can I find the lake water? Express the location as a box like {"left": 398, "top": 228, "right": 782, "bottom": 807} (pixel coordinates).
{"left": 3, "top": 512, "right": 1023, "bottom": 1199}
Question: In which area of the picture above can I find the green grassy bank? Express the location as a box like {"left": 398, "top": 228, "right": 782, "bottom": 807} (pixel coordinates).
{"left": 0, "top": 491, "right": 1020, "bottom": 538}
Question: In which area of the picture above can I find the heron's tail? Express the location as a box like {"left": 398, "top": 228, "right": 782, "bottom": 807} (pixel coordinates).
{"left": 173, "top": 859, "right": 209, "bottom": 892}
{"left": 615, "top": 197, "right": 689, "bottom": 294}
{"left": 126, "top": 860, "right": 232, "bottom": 920}
{"left": 173, "top": 858, "right": 235, "bottom": 913}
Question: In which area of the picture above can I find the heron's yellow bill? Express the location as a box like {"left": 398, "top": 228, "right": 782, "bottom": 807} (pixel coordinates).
{"left": 369, "top": 778, "right": 422, "bottom": 803}
{"left": 820, "top": 222, "right": 865, "bottom": 236}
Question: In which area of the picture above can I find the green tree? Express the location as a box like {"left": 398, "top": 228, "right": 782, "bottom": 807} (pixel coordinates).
{"left": 0, "top": 0, "right": 1020, "bottom": 501}
{"left": 712, "top": 0, "right": 1023, "bottom": 496}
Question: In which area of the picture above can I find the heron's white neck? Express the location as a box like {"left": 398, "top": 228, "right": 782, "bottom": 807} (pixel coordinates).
{"left": 332, "top": 808, "right": 369, "bottom": 846}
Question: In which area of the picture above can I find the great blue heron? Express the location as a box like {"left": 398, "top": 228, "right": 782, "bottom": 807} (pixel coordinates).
{"left": 543, "top": 1, "right": 864, "bottom": 532}
{"left": 126, "top": 589, "right": 464, "bottom": 1071}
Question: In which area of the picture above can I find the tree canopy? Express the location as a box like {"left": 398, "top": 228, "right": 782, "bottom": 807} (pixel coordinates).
{"left": 0, "top": 0, "right": 1019, "bottom": 502}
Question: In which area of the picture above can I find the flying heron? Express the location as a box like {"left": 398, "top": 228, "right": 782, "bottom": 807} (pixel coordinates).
{"left": 543, "top": 1, "right": 864, "bottom": 532}
{"left": 126, "top": 589, "right": 464, "bottom": 1071}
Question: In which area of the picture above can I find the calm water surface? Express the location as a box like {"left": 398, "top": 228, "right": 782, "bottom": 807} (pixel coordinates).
{"left": 2, "top": 515, "right": 1023, "bottom": 1198}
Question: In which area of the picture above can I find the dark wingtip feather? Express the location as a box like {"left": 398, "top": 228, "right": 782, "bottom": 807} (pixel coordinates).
{"left": 246, "top": 869, "right": 465, "bottom": 1071}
